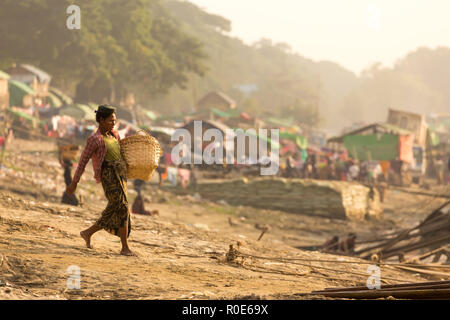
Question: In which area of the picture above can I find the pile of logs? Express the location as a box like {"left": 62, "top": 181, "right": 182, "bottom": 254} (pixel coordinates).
{"left": 356, "top": 201, "right": 450, "bottom": 263}
{"left": 309, "top": 280, "right": 450, "bottom": 299}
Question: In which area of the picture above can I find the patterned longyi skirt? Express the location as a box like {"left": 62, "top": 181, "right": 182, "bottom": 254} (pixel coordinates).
{"left": 96, "top": 159, "right": 131, "bottom": 238}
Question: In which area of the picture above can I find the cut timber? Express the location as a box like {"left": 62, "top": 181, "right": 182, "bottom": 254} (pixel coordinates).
{"left": 320, "top": 280, "right": 450, "bottom": 293}
{"left": 170, "top": 178, "right": 382, "bottom": 221}
{"left": 310, "top": 288, "right": 450, "bottom": 299}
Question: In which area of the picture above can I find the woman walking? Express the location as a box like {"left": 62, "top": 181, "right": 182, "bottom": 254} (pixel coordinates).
{"left": 66, "top": 105, "right": 135, "bottom": 256}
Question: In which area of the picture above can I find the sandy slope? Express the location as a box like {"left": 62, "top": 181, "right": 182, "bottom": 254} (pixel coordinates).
{"left": 0, "top": 138, "right": 443, "bottom": 300}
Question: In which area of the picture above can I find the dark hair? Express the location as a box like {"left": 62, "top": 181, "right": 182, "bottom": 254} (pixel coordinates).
{"left": 95, "top": 105, "right": 116, "bottom": 123}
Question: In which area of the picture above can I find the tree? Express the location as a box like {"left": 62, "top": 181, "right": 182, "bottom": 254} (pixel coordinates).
{"left": 0, "top": 0, "right": 207, "bottom": 104}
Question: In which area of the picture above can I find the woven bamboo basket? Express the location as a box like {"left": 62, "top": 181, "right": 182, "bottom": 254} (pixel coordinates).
{"left": 59, "top": 144, "right": 79, "bottom": 161}
{"left": 119, "top": 130, "right": 162, "bottom": 181}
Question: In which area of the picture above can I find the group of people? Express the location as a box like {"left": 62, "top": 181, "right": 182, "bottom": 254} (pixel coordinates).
{"left": 46, "top": 115, "right": 95, "bottom": 140}
{"left": 0, "top": 117, "right": 13, "bottom": 165}
{"left": 281, "top": 152, "right": 387, "bottom": 184}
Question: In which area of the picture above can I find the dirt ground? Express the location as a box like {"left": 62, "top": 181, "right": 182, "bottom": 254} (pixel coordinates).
{"left": 0, "top": 138, "right": 448, "bottom": 300}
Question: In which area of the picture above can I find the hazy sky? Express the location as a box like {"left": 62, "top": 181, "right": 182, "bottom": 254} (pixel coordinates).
{"left": 187, "top": 0, "right": 450, "bottom": 75}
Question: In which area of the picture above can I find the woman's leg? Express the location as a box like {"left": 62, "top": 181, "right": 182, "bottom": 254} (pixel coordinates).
{"left": 80, "top": 224, "right": 102, "bottom": 248}
{"left": 119, "top": 221, "right": 135, "bottom": 256}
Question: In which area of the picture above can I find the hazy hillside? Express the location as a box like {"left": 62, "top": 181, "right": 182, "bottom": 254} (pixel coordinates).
{"left": 2, "top": 0, "right": 448, "bottom": 134}
{"left": 157, "top": 0, "right": 359, "bottom": 132}
{"left": 158, "top": 1, "right": 450, "bottom": 134}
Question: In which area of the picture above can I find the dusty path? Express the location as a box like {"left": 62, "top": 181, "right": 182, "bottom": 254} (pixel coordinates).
{"left": 0, "top": 138, "right": 442, "bottom": 300}
{"left": 0, "top": 191, "right": 427, "bottom": 300}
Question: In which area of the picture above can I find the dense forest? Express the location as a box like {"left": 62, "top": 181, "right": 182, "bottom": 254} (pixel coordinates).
{"left": 0, "top": 0, "right": 206, "bottom": 104}
{"left": 1, "top": 0, "right": 449, "bottom": 134}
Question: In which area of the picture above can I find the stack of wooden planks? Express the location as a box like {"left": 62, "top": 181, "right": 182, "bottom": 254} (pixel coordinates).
{"left": 171, "top": 177, "right": 383, "bottom": 220}
{"left": 356, "top": 201, "right": 450, "bottom": 263}
{"left": 308, "top": 280, "right": 450, "bottom": 299}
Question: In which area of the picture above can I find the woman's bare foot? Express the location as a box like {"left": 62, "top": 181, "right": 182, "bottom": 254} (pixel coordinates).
{"left": 120, "top": 248, "right": 137, "bottom": 256}
{"left": 80, "top": 231, "right": 93, "bottom": 249}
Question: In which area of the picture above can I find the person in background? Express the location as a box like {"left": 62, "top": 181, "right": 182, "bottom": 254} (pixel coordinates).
{"left": 155, "top": 150, "right": 166, "bottom": 187}
{"left": 59, "top": 148, "right": 79, "bottom": 206}
{"left": 189, "top": 164, "right": 197, "bottom": 188}
{"left": 360, "top": 161, "right": 369, "bottom": 183}
{"left": 435, "top": 156, "right": 444, "bottom": 185}
{"left": 131, "top": 179, "right": 158, "bottom": 216}
{"left": 338, "top": 233, "right": 357, "bottom": 254}
{"left": 0, "top": 118, "right": 12, "bottom": 164}
{"left": 348, "top": 161, "right": 360, "bottom": 182}
{"left": 178, "top": 164, "right": 191, "bottom": 188}
{"left": 0, "top": 119, "right": 8, "bottom": 165}
{"left": 303, "top": 155, "right": 315, "bottom": 179}
{"left": 328, "top": 159, "right": 337, "bottom": 180}
{"left": 285, "top": 156, "right": 294, "bottom": 178}
{"left": 320, "top": 235, "right": 340, "bottom": 252}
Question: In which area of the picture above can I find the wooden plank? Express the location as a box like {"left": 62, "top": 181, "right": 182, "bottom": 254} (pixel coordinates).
{"left": 382, "top": 233, "right": 450, "bottom": 259}
{"left": 404, "top": 245, "right": 450, "bottom": 263}
{"left": 310, "top": 288, "right": 450, "bottom": 299}
{"left": 392, "top": 265, "right": 450, "bottom": 277}
{"left": 320, "top": 280, "right": 450, "bottom": 293}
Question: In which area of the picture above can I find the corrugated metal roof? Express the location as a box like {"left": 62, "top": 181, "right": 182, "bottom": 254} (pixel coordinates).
{"left": 198, "top": 91, "right": 236, "bottom": 107}
{"left": 20, "top": 64, "right": 51, "bottom": 82}
{"left": 327, "top": 122, "right": 412, "bottom": 143}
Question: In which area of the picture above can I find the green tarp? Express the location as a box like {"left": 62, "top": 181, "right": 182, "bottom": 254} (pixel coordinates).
{"left": 47, "top": 92, "right": 62, "bottom": 108}
{"left": 211, "top": 108, "right": 241, "bottom": 118}
{"left": 145, "top": 110, "right": 157, "bottom": 121}
{"left": 7, "top": 108, "right": 45, "bottom": 126}
{"left": 279, "top": 132, "right": 308, "bottom": 149}
{"left": 49, "top": 87, "right": 73, "bottom": 105}
{"left": 8, "top": 80, "right": 34, "bottom": 107}
{"left": 0, "top": 70, "right": 10, "bottom": 80}
{"left": 429, "top": 130, "right": 440, "bottom": 146}
{"left": 266, "top": 116, "right": 294, "bottom": 128}
{"left": 343, "top": 134, "right": 399, "bottom": 161}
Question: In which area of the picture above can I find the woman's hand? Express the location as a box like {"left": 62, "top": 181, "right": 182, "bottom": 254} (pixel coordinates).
{"left": 66, "top": 182, "right": 77, "bottom": 196}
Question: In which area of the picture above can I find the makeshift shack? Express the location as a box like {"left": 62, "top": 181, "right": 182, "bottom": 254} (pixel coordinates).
{"left": 387, "top": 109, "right": 430, "bottom": 181}
{"left": 328, "top": 123, "right": 414, "bottom": 163}
{"left": 8, "top": 80, "right": 35, "bottom": 108}
{"left": 196, "top": 91, "right": 236, "bottom": 112}
{"left": 387, "top": 108, "right": 428, "bottom": 147}
{"left": 7, "top": 64, "right": 51, "bottom": 100}
{"left": 328, "top": 123, "right": 419, "bottom": 185}
{"left": 0, "top": 71, "right": 10, "bottom": 110}
{"left": 7, "top": 107, "right": 45, "bottom": 139}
